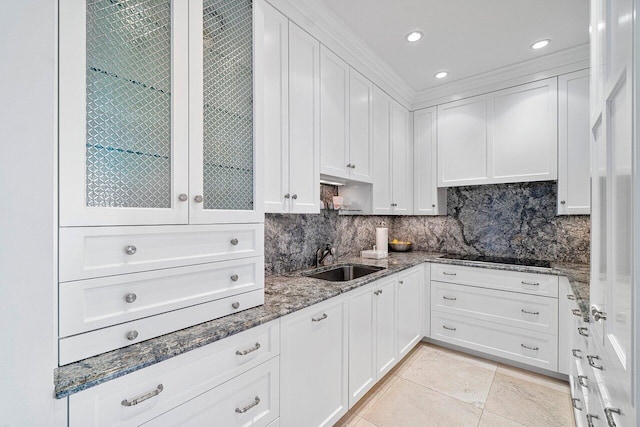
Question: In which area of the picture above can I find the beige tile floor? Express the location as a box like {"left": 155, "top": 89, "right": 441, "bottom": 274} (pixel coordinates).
{"left": 335, "top": 342, "right": 574, "bottom": 427}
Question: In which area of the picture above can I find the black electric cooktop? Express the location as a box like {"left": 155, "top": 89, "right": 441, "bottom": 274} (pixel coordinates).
{"left": 439, "top": 253, "right": 552, "bottom": 269}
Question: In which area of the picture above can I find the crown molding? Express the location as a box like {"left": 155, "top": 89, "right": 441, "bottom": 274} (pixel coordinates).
{"left": 412, "top": 44, "right": 590, "bottom": 110}
{"left": 264, "top": 0, "right": 415, "bottom": 108}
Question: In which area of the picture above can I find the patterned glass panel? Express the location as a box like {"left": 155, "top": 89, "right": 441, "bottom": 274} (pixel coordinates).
{"left": 85, "top": 0, "right": 172, "bottom": 208}
{"left": 202, "top": 0, "right": 254, "bottom": 211}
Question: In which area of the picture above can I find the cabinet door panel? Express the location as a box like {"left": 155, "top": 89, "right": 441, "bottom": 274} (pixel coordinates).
{"left": 492, "top": 78, "right": 557, "bottom": 181}
{"left": 390, "top": 103, "right": 413, "bottom": 214}
{"left": 437, "top": 97, "right": 489, "bottom": 186}
{"left": 349, "top": 70, "right": 373, "bottom": 183}
{"left": 348, "top": 286, "right": 376, "bottom": 408}
{"left": 59, "top": 0, "right": 189, "bottom": 226}
{"left": 413, "top": 108, "right": 446, "bottom": 215}
{"left": 375, "top": 277, "right": 397, "bottom": 378}
{"left": 189, "top": 0, "right": 263, "bottom": 224}
{"left": 372, "top": 87, "right": 392, "bottom": 214}
{"left": 280, "top": 298, "right": 348, "bottom": 427}
{"left": 263, "top": 4, "right": 289, "bottom": 213}
{"left": 320, "top": 47, "right": 350, "bottom": 179}
{"left": 288, "top": 23, "right": 321, "bottom": 214}
{"left": 397, "top": 266, "right": 423, "bottom": 358}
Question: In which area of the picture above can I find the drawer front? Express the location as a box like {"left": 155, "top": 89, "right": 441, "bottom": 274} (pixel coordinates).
{"left": 60, "top": 289, "right": 264, "bottom": 364}
{"left": 431, "top": 311, "right": 558, "bottom": 371}
{"left": 60, "top": 257, "right": 264, "bottom": 336}
{"left": 431, "top": 281, "right": 558, "bottom": 334}
{"left": 569, "top": 375, "right": 587, "bottom": 427}
{"left": 143, "top": 357, "right": 279, "bottom": 427}
{"left": 431, "top": 263, "right": 558, "bottom": 297}
{"left": 60, "top": 224, "right": 264, "bottom": 282}
{"left": 69, "top": 320, "right": 279, "bottom": 427}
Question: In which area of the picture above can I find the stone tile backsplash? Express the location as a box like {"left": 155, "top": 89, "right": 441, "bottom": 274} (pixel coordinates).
{"left": 265, "top": 181, "right": 590, "bottom": 274}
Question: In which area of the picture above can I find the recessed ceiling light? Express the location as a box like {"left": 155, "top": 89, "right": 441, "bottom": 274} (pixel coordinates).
{"left": 530, "top": 39, "right": 550, "bottom": 50}
{"left": 406, "top": 31, "right": 423, "bottom": 42}
{"left": 434, "top": 71, "right": 449, "bottom": 79}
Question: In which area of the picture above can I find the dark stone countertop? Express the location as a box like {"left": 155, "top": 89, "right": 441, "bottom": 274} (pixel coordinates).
{"left": 54, "top": 252, "right": 589, "bottom": 399}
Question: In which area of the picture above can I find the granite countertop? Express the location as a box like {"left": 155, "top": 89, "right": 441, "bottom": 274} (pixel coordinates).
{"left": 54, "top": 252, "right": 589, "bottom": 399}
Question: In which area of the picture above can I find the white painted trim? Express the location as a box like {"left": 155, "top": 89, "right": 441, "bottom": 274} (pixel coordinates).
{"left": 413, "top": 44, "right": 590, "bottom": 110}
{"left": 264, "top": 0, "right": 414, "bottom": 109}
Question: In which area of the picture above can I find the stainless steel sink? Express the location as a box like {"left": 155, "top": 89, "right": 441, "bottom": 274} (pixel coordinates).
{"left": 305, "top": 264, "right": 385, "bottom": 282}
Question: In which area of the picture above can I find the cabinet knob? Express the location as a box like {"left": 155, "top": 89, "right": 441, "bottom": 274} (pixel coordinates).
{"left": 124, "top": 293, "right": 137, "bottom": 304}
{"left": 194, "top": 195, "right": 203, "bottom": 203}
{"left": 432, "top": 204, "right": 436, "bottom": 208}
{"left": 592, "top": 306, "right": 607, "bottom": 321}
{"left": 292, "top": 194, "right": 298, "bottom": 200}
{"left": 231, "top": 274, "right": 239, "bottom": 282}
{"left": 124, "top": 245, "right": 137, "bottom": 255}
{"left": 351, "top": 164, "right": 356, "bottom": 169}
{"left": 398, "top": 280, "right": 404, "bottom": 284}
{"left": 560, "top": 200, "right": 566, "bottom": 205}
{"left": 178, "top": 193, "right": 188, "bottom": 202}
{"left": 347, "top": 163, "right": 352, "bottom": 168}
{"left": 126, "top": 330, "right": 139, "bottom": 341}
{"left": 284, "top": 193, "right": 290, "bottom": 199}
{"left": 232, "top": 301, "right": 240, "bottom": 309}
{"left": 230, "top": 238, "right": 239, "bottom": 246}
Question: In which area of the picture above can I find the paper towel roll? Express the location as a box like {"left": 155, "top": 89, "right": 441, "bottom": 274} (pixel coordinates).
{"left": 376, "top": 227, "right": 388, "bottom": 254}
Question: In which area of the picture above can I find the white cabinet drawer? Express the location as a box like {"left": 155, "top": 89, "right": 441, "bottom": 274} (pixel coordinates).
{"left": 431, "top": 311, "right": 558, "bottom": 371}
{"left": 60, "top": 257, "right": 264, "bottom": 336}
{"left": 69, "top": 320, "right": 279, "bottom": 426}
{"left": 60, "top": 289, "right": 264, "bottom": 364}
{"left": 143, "top": 357, "right": 279, "bottom": 427}
{"left": 60, "top": 224, "right": 264, "bottom": 282}
{"left": 431, "top": 263, "right": 558, "bottom": 297}
{"left": 431, "top": 281, "right": 558, "bottom": 334}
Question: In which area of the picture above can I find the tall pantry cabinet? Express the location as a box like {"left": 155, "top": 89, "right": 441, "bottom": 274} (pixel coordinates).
{"left": 588, "top": 0, "right": 637, "bottom": 425}
{"left": 57, "top": 0, "right": 265, "bottom": 364}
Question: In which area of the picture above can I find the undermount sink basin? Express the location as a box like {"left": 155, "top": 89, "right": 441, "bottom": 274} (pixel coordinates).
{"left": 305, "top": 264, "right": 385, "bottom": 282}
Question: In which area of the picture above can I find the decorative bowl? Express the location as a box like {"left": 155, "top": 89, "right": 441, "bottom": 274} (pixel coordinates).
{"left": 389, "top": 241, "right": 412, "bottom": 252}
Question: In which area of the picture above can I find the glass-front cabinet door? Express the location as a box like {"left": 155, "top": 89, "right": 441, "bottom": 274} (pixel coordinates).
{"left": 60, "top": 0, "right": 189, "bottom": 226}
{"left": 59, "top": 0, "right": 262, "bottom": 226}
{"left": 188, "top": 0, "right": 263, "bottom": 224}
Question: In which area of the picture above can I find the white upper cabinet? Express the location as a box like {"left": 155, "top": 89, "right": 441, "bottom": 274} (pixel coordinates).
{"left": 371, "top": 87, "right": 393, "bottom": 214}
{"left": 348, "top": 69, "right": 374, "bottom": 182}
{"left": 557, "top": 69, "right": 590, "bottom": 215}
{"left": 413, "top": 108, "right": 446, "bottom": 215}
{"left": 320, "top": 47, "right": 350, "bottom": 179}
{"left": 263, "top": 7, "right": 319, "bottom": 214}
{"left": 437, "top": 78, "right": 557, "bottom": 187}
{"left": 390, "top": 101, "right": 413, "bottom": 214}
{"left": 59, "top": 0, "right": 263, "bottom": 226}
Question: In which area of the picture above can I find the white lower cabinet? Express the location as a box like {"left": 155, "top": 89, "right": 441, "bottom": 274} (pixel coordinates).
{"left": 69, "top": 321, "right": 280, "bottom": 426}
{"left": 280, "top": 297, "right": 349, "bottom": 427}
{"left": 397, "top": 265, "right": 424, "bottom": 358}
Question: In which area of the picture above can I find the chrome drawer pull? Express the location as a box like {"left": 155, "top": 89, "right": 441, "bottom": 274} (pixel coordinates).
{"left": 572, "top": 309, "right": 583, "bottom": 317}
{"left": 578, "top": 375, "right": 588, "bottom": 387}
{"left": 578, "top": 327, "right": 589, "bottom": 337}
{"left": 231, "top": 274, "right": 239, "bottom": 282}
{"left": 521, "top": 309, "right": 540, "bottom": 315}
{"left": 442, "top": 272, "right": 457, "bottom": 276}
{"left": 521, "top": 344, "right": 539, "bottom": 351}
{"left": 126, "top": 330, "right": 139, "bottom": 341}
{"left": 312, "top": 313, "right": 328, "bottom": 322}
{"left": 374, "top": 289, "right": 383, "bottom": 295}
{"left": 124, "top": 293, "right": 137, "bottom": 304}
{"left": 442, "top": 296, "right": 457, "bottom": 301}
{"left": 235, "top": 396, "right": 260, "bottom": 414}
{"left": 121, "top": 384, "right": 163, "bottom": 407}
{"left": 567, "top": 294, "right": 576, "bottom": 300}
{"left": 521, "top": 281, "right": 540, "bottom": 286}
{"left": 572, "top": 349, "right": 583, "bottom": 359}
{"left": 124, "top": 245, "right": 137, "bottom": 255}
{"left": 442, "top": 325, "right": 456, "bottom": 331}
{"left": 604, "top": 408, "right": 622, "bottom": 427}
{"left": 572, "top": 398, "right": 583, "bottom": 411}
{"left": 587, "top": 355, "right": 603, "bottom": 370}
{"left": 587, "top": 414, "right": 599, "bottom": 427}
{"left": 236, "top": 342, "right": 261, "bottom": 356}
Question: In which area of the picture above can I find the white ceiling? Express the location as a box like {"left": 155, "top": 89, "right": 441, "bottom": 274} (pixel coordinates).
{"left": 320, "top": 0, "right": 589, "bottom": 92}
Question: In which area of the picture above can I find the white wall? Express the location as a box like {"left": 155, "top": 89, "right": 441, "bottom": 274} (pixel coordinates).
{"left": 0, "top": 1, "right": 63, "bottom": 425}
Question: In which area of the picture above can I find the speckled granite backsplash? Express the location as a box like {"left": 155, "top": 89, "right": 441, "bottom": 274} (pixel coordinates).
{"left": 265, "top": 181, "right": 590, "bottom": 274}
